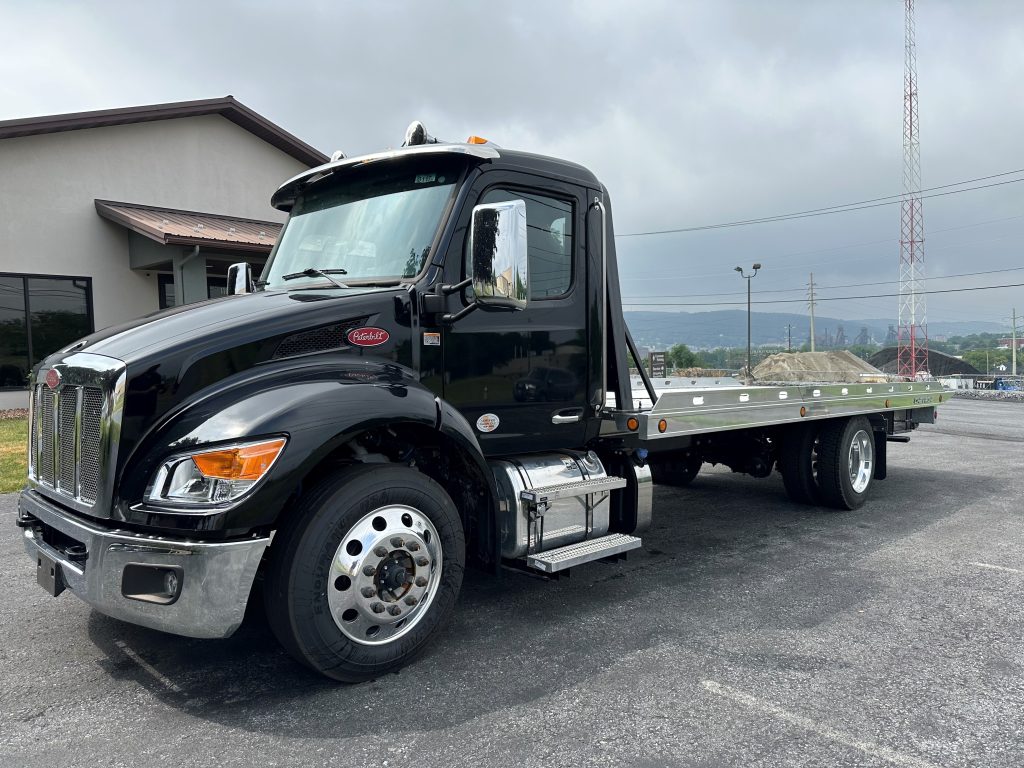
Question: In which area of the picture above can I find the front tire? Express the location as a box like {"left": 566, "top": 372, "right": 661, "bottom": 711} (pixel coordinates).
{"left": 264, "top": 464, "right": 464, "bottom": 682}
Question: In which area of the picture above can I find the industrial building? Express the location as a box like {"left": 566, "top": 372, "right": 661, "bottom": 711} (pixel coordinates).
{"left": 0, "top": 97, "right": 327, "bottom": 389}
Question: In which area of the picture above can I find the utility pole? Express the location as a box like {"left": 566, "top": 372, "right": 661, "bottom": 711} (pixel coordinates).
{"left": 786, "top": 324, "right": 792, "bottom": 352}
{"left": 1013, "top": 307, "right": 1018, "bottom": 376}
{"left": 808, "top": 273, "right": 816, "bottom": 352}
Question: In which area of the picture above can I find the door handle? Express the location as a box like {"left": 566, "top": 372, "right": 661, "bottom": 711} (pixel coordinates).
{"left": 551, "top": 409, "right": 583, "bottom": 425}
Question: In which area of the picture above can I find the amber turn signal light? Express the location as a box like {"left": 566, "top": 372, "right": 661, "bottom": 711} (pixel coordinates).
{"left": 466, "top": 135, "right": 490, "bottom": 145}
{"left": 626, "top": 417, "right": 639, "bottom": 431}
{"left": 192, "top": 438, "right": 287, "bottom": 481}
{"left": 657, "top": 419, "right": 668, "bottom": 433}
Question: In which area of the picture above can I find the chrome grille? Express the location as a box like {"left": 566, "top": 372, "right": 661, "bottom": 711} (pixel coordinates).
{"left": 31, "top": 382, "right": 107, "bottom": 507}
{"left": 29, "top": 353, "right": 125, "bottom": 515}
{"left": 80, "top": 388, "right": 104, "bottom": 503}
{"left": 38, "top": 388, "right": 55, "bottom": 485}
{"left": 58, "top": 391, "right": 78, "bottom": 492}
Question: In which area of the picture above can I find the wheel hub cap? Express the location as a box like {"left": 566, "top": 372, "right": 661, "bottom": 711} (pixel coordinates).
{"left": 847, "top": 429, "right": 874, "bottom": 493}
{"left": 327, "top": 504, "right": 442, "bottom": 645}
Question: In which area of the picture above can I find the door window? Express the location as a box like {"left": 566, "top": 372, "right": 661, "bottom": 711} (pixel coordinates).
{"left": 475, "top": 188, "right": 574, "bottom": 300}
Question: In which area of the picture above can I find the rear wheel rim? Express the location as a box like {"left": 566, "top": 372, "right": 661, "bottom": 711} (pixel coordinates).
{"left": 847, "top": 429, "right": 874, "bottom": 493}
{"left": 327, "top": 504, "right": 442, "bottom": 646}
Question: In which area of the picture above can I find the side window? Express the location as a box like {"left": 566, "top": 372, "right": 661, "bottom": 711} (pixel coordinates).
{"left": 477, "top": 188, "right": 574, "bottom": 300}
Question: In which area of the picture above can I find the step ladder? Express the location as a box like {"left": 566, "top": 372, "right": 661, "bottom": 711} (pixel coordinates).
{"left": 519, "top": 475, "right": 627, "bottom": 506}
{"left": 518, "top": 475, "right": 639, "bottom": 573}
{"left": 527, "top": 533, "right": 641, "bottom": 573}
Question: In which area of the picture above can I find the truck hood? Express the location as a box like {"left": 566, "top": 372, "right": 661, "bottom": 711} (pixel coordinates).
{"left": 72, "top": 286, "right": 400, "bottom": 364}
{"left": 43, "top": 286, "right": 416, "bottom": 486}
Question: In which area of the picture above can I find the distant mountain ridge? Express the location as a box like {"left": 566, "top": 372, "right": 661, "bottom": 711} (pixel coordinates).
{"left": 624, "top": 310, "right": 1008, "bottom": 350}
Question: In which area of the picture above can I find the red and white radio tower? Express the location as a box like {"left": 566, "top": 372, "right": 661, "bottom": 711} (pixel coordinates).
{"left": 897, "top": 0, "right": 929, "bottom": 378}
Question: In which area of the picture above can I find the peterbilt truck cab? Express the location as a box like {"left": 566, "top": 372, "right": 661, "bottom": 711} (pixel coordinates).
{"left": 18, "top": 124, "right": 944, "bottom": 681}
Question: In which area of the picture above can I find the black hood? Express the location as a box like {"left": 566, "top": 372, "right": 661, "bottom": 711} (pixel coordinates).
{"left": 73, "top": 286, "right": 400, "bottom": 365}
{"left": 48, "top": 286, "right": 416, "bottom": 478}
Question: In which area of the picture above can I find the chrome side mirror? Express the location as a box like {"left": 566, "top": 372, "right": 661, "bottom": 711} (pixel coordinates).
{"left": 226, "top": 262, "right": 254, "bottom": 295}
{"left": 469, "top": 200, "right": 528, "bottom": 311}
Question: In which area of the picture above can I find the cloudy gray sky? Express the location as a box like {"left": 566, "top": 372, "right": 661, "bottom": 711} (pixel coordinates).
{"left": 3, "top": 0, "right": 1022, "bottom": 332}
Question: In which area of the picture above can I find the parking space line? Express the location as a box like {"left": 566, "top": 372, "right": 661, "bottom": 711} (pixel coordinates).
{"left": 114, "top": 640, "right": 184, "bottom": 694}
{"left": 701, "top": 680, "right": 941, "bottom": 768}
{"left": 967, "top": 562, "right": 1022, "bottom": 574}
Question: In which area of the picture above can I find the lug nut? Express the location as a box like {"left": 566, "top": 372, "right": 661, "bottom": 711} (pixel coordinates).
{"left": 374, "top": 546, "right": 388, "bottom": 557}
{"left": 361, "top": 586, "right": 376, "bottom": 598}
{"left": 371, "top": 602, "right": 385, "bottom": 614}
{"left": 362, "top": 565, "right": 376, "bottom": 576}
{"left": 415, "top": 576, "right": 428, "bottom": 587}
{"left": 416, "top": 556, "right": 429, "bottom": 567}
{"left": 387, "top": 605, "right": 402, "bottom": 616}
{"left": 406, "top": 541, "right": 420, "bottom": 552}
{"left": 404, "top": 595, "right": 418, "bottom": 606}
{"left": 390, "top": 537, "right": 405, "bottom": 548}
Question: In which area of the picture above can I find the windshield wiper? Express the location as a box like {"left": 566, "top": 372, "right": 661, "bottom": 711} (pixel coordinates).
{"left": 281, "top": 267, "right": 350, "bottom": 289}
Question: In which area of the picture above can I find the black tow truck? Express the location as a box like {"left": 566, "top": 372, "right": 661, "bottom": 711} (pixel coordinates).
{"left": 18, "top": 123, "right": 944, "bottom": 680}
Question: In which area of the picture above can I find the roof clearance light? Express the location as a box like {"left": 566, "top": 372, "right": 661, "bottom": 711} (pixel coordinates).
{"left": 466, "top": 135, "right": 490, "bottom": 145}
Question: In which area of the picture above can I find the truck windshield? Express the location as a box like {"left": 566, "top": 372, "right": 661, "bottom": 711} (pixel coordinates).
{"left": 263, "top": 159, "right": 462, "bottom": 288}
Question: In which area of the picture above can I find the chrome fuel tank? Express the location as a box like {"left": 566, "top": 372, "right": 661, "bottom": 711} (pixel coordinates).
{"left": 491, "top": 451, "right": 612, "bottom": 559}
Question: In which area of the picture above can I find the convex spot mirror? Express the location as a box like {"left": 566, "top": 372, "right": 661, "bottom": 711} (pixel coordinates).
{"left": 470, "top": 200, "right": 528, "bottom": 311}
{"left": 227, "top": 262, "right": 255, "bottom": 295}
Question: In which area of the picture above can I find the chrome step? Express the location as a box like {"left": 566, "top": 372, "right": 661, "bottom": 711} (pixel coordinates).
{"left": 527, "top": 533, "right": 641, "bottom": 573}
{"left": 519, "top": 475, "right": 627, "bottom": 505}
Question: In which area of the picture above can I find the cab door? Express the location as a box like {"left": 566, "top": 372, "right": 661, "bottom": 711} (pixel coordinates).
{"left": 442, "top": 171, "right": 589, "bottom": 456}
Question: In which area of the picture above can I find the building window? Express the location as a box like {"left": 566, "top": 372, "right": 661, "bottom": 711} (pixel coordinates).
{"left": 0, "top": 273, "right": 93, "bottom": 389}
{"left": 158, "top": 275, "right": 231, "bottom": 309}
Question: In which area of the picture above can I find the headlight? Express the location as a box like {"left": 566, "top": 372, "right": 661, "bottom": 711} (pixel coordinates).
{"left": 144, "top": 437, "right": 287, "bottom": 508}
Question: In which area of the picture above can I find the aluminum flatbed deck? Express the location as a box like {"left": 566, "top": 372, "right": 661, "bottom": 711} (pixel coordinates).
{"left": 611, "top": 380, "right": 948, "bottom": 441}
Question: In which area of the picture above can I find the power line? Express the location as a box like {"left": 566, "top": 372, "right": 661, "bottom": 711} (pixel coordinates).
{"left": 617, "top": 170, "right": 1024, "bottom": 237}
{"left": 623, "top": 280, "right": 1024, "bottom": 307}
{"left": 622, "top": 264, "right": 1024, "bottom": 300}
{"left": 620, "top": 212, "right": 1024, "bottom": 281}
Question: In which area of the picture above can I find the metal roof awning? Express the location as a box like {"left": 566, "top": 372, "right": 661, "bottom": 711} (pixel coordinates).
{"left": 95, "top": 199, "right": 282, "bottom": 254}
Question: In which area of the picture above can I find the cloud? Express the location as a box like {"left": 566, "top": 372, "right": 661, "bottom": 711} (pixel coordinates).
{"left": 1, "top": 0, "right": 1022, "bottom": 329}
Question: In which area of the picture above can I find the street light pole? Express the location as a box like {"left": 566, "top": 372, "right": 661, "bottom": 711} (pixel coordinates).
{"left": 734, "top": 263, "right": 761, "bottom": 380}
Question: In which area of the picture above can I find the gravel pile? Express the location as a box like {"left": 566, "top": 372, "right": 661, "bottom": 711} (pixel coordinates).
{"left": 753, "top": 351, "right": 886, "bottom": 383}
{"left": 952, "top": 390, "right": 1024, "bottom": 403}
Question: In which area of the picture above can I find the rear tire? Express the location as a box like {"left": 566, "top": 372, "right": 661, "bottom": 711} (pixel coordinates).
{"left": 650, "top": 454, "right": 702, "bottom": 487}
{"left": 817, "top": 417, "right": 875, "bottom": 510}
{"left": 779, "top": 423, "right": 822, "bottom": 505}
{"left": 264, "top": 464, "right": 464, "bottom": 682}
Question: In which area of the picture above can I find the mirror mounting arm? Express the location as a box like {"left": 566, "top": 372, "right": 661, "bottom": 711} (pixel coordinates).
{"left": 422, "top": 277, "right": 474, "bottom": 320}
{"left": 439, "top": 277, "right": 472, "bottom": 296}
{"left": 441, "top": 303, "right": 479, "bottom": 326}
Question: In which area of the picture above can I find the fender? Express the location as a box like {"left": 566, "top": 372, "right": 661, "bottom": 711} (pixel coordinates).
{"left": 112, "top": 355, "right": 498, "bottom": 541}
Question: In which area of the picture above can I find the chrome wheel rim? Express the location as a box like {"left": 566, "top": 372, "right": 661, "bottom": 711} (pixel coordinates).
{"left": 847, "top": 429, "right": 874, "bottom": 493}
{"left": 327, "top": 504, "right": 442, "bottom": 646}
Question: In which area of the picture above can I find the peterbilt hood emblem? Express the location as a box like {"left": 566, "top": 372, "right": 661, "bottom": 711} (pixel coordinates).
{"left": 347, "top": 327, "right": 390, "bottom": 347}
{"left": 45, "top": 368, "right": 61, "bottom": 390}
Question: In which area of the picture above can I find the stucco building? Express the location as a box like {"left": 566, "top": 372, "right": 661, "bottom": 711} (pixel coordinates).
{"left": 0, "top": 97, "right": 327, "bottom": 388}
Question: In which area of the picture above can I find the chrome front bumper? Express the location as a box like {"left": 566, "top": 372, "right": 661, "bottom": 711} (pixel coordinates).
{"left": 18, "top": 490, "right": 269, "bottom": 639}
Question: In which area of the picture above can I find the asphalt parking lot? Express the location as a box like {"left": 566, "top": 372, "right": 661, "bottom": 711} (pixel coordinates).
{"left": 1, "top": 398, "right": 1022, "bottom": 767}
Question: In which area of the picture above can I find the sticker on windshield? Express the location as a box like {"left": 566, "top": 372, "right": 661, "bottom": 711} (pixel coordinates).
{"left": 476, "top": 413, "right": 500, "bottom": 433}
{"left": 423, "top": 332, "right": 440, "bottom": 347}
{"left": 415, "top": 173, "right": 437, "bottom": 184}
{"left": 347, "top": 327, "right": 390, "bottom": 347}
